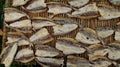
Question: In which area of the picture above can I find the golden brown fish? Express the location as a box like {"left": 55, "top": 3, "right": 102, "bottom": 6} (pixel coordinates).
{"left": 0, "top": 43, "right": 18, "bottom": 67}
{"left": 15, "top": 48, "right": 34, "bottom": 63}
{"left": 29, "top": 28, "right": 53, "bottom": 44}
{"left": 56, "top": 38, "right": 86, "bottom": 55}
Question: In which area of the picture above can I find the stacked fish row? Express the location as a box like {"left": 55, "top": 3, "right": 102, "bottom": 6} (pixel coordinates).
{"left": 0, "top": 0, "right": 120, "bottom": 67}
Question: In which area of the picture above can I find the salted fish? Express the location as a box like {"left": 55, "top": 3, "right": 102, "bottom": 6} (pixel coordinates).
{"left": 15, "top": 48, "right": 34, "bottom": 63}
{"left": 0, "top": 43, "right": 18, "bottom": 67}
{"left": 35, "top": 45, "right": 61, "bottom": 57}
{"left": 75, "top": 28, "right": 100, "bottom": 44}
{"left": 109, "top": 0, "right": 120, "bottom": 6}
{"left": 5, "top": 8, "right": 28, "bottom": 22}
{"left": 56, "top": 38, "right": 86, "bottom": 55}
{"left": 29, "top": 28, "right": 53, "bottom": 44}
{"left": 12, "top": 0, "right": 30, "bottom": 7}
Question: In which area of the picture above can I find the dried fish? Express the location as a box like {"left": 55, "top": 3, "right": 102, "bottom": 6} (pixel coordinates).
{"left": 75, "top": 28, "right": 100, "bottom": 44}
{"left": 35, "top": 57, "right": 64, "bottom": 67}
{"left": 5, "top": 8, "right": 28, "bottom": 22}
{"left": 47, "top": 2, "right": 72, "bottom": 18}
{"left": 12, "top": 0, "right": 30, "bottom": 7}
{"left": 0, "top": 43, "right": 18, "bottom": 67}
{"left": 15, "top": 48, "right": 34, "bottom": 63}
{"left": 108, "top": 42, "right": 120, "bottom": 60}
{"left": 23, "top": 0, "right": 47, "bottom": 13}
{"left": 115, "top": 29, "right": 120, "bottom": 42}
{"left": 6, "top": 32, "right": 30, "bottom": 46}
{"left": 53, "top": 18, "right": 78, "bottom": 35}
{"left": 69, "top": 3, "right": 99, "bottom": 19}
{"left": 56, "top": 38, "right": 86, "bottom": 55}
{"left": 96, "top": 27, "right": 114, "bottom": 38}
{"left": 67, "top": 56, "right": 93, "bottom": 67}
{"left": 68, "top": 0, "right": 90, "bottom": 8}
{"left": 35, "top": 45, "right": 61, "bottom": 57}
{"left": 9, "top": 19, "right": 32, "bottom": 32}
{"left": 29, "top": 28, "right": 53, "bottom": 44}
{"left": 98, "top": 6, "right": 120, "bottom": 20}
{"left": 109, "top": 0, "right": 120, "bottom": 6}
{"left": 32, "top": 17, "right": 56, "bottom": 30}
{"left": 87, "top": 44, "right": 110, "bottom": 60}
{"left": 90, "top": 56, "right": 113, "bottom": 67}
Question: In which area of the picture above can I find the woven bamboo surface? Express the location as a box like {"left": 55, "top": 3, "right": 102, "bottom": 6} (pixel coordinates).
{"left": 3, "top": 0, "right": 120, "bottom": 66}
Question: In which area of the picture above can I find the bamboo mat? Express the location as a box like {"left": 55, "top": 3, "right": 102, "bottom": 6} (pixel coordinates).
{"left": 3, "top": 0, "right": 120, "bottom": 66}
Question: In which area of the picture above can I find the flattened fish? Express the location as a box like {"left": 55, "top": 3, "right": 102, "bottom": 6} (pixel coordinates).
{"left": 69, "top": 3, "right": 99, "bottom": 19}
{"left": 98, "top": 6, "right": 120, "bottom": 20}
{"left": 67, "top": 56, "right": 93, "bottom": 67}
{"left": 35, "top": 57, "right": 64, "bottom": 67}
{"left": 56, "top": 38, "right": 86, "bottom": 55}
{"left": 109, "top": 0, "right": 120, "bottom": 6}
{"left": 15, "top": 48, "right": 34, "bottom": 63}
{"left": 32, "top": 17, "right": 56, "bottom": 30}
{"left": 53, "top": 18, "right": 78, "bottom": 35}
{"left": 35, "top": 45, "right": 61, "bottom": 57}
{"left": 29, "top": 28, "right": 53, "bottom": 44}
{"left": 87, "top": 44, "right": 110, "bottom": 60}
{"left": 9, "top": 19, "right": 32, "bottom": 32}
{"left": 90, "top": 56, "right": 113, "bottom": 67}
{"left": 6, "top": 32, "right": 30, "bottom": 46}
{"left": 47, "top": 2, "right": 72, "bottom": 18}
{"left": 115, "top": 29, "right": 120, "bottom": 42}
{"left": 68, "top": 0, "right": 90, "bottom": 8}
{"left": 75, "top": 28, "right": 100, "bottom": 44}
{"left": 96, "top": 27, "right": 114, "bottom": 38}
{"left": 23, "top": 0, "right": 47, "bottom": 13}
{"left": 5, "top": 8, "right": 28, "bottom": 22}
{"left": 108, "top": 42, "right": 120, "bottom": 60}
{"left": 12, "top": 0, "right": 30, "bottom": 7}
{"left": 0, "top": 43, "right": 18, "bottom": 67}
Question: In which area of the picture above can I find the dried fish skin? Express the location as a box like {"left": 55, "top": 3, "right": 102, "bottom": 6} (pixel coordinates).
{"left": 29, "top": 28, "right": 53, "bottom": 44}
{"left": 67, "top": 56, "right": 93, "bottom": 67}
{"left": 0, "top": 43, "right": 18, "bottom": 67}
{"left": 35, "top": 45, "right": 61, "bottom": 57}
{"left": 15, "top": 48, "right": 34, "bottom": 63}
{"left": 56, "top": 38, "right": 86, "bottom": 55}
{"left": 5, "top": 8, "right": 28, "bottom": 22}
{"left": 68, "top": 0, "right": 90, "bottom": 8}
{"left": 12, "top": 0, "right": 30, "bottom": 7}
{"left": 75, "top": 28, "right": 100, "bottom": 44}
{"left": 6, "top": 32, "right": 30, "bottom": 46}
{"left": 98, "top": 6, "right": 120, "bottom": 20}
{"left": 96, "top": 27, "right": 114, "bottom": 38}
{"left": 24, "top": 0, "right": 47, "bottom": 12}
{"left": 35, "top": 57, "right": 64, "bottom": 67}
{"left": 109, "top": 0, "right": 120, "bottom": 6}
{"left": 47, "top": 2, "right": 72, "bottom": 15}
{"left": 53, "top": 18, "right": 78, "bottom": 35}
{"left": 32, "top": 17, "right": 56, "bottom": 30}
{"left": 70, "top": 3, "right": 99, "bottom": 19}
